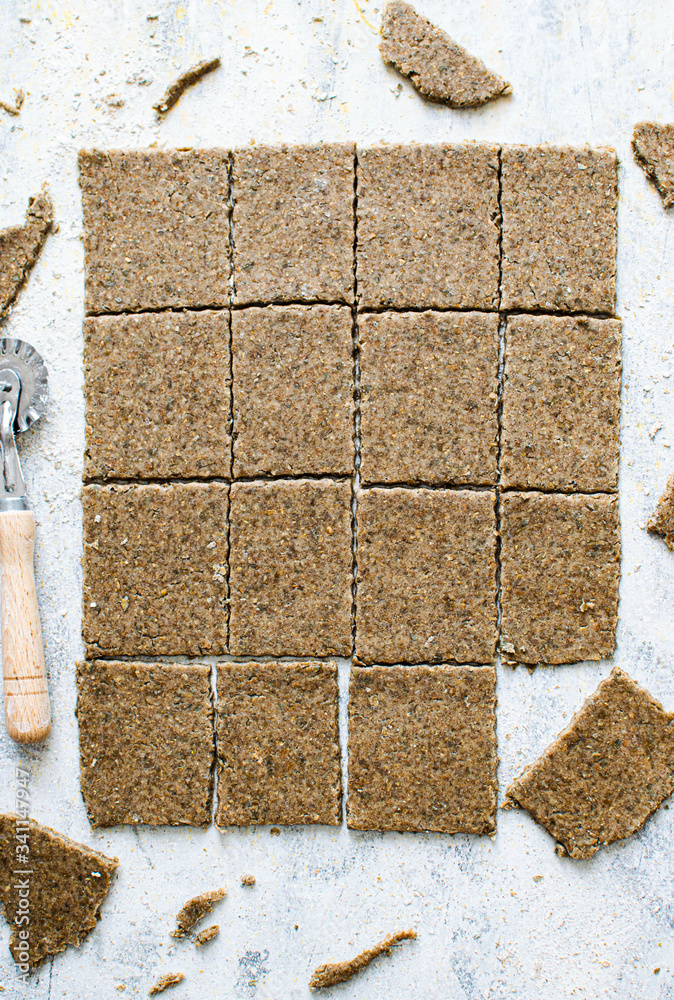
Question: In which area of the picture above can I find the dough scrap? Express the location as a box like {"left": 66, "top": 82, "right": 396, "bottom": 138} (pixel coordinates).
{"left": 347, "top": 665, "right": 497, "bottom": 834}
{"left": 632, "top": 122, "right": 674, "bottom": 209}
{"left": 505, "top": 667, "right": 674, "bottom": 859}
{"left": 216, "top": 661, "right": 342, "bottom": 827}
{"left": 172, "top": 889, "right": 225, "bottom": 937}
{"left": 310, "top": 928, "right": 416, "bottom": 989}
{"left": 154, "top": 57, "right": 220, "bottom": 114}
{"left": 0, "top": 190, "right": 53, "bottom": 316}
{"left": 380, "top": 1, "right": 510, "bottom": 107}
{"left": 647, "top": 472, "right": 674, "bottom": 550}
{"left": 149, "top": 972, "right": 185, "bottom": 995}
{"left": 0, "top": 814, "right": 117, "bottom": 969}
{"left": 194, "top": 924, "right": 219, "bottom": 946}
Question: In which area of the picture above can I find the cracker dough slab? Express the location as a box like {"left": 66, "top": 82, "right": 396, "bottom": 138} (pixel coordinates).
{"left": 505, "top": 667, "right": 674, "bottom": 859}
{"left": 76, "top": 660, "right": 214, "bottom": 827}
{"left": 82, "top": 482, "right": 228, "bottom": 657}
{"left": 228, "top": 479, "right": 353, "bottom": 657}
{"left": 0, "top": 814, "right": 118, "bottom": 968}
{"left": 356, "top": 144, "right": 500, "bottom": 310}
{"left": 380, "top": 1, "right": 510, "bottom": 108}
{"left": 359, "top": 310, "right": 499, "bottom": 485}
{"left": 647, "top": 472, "right": 674, "bottom": 550}
{"left": 232, "top": 305, "right": 354, "bottom": 477}
{"left": 216, "top": 661, "right": 342, "bottom": 827}
{"left": 79, "top": 149, "right": 230, "bottom": 314}
{"left": 355, "top": 487, "right": 497, "bottom": 664}
{"left": 501, "top": 145, "right": 618, "bottom": 314}
{"left": 84, "top": 310, "right": 231, "bottom": 481}
{"left": 232, "top": 144, "right": 355, "bottom": 305}
{"left": 500, "top": 491, "right": 620, "bottom": 665}
{"left": 632, "top": 122, "right": 674, "bottom": 209}
{"left": 501, "top": 314, "right": 622, "bottom": 492}
{"left": 0, "top": 190, "right": 53, "bottom": 316}
{"left": 347, "top": 665, "right": 497, "bottom": 834}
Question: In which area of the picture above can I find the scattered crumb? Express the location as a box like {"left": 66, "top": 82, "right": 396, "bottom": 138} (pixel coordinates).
{"left": 241, "top": 875, "right": 256, "bottom": 887}
{"left": 0, "top": 189, "right": 53, "bottom": 316}
{"left": 172, "top": 888, "right": 226, "bottom": 938}
{"left": 154, "top": 57, "right": 220, "bottom": 113}
{"left": 270, "top": 828, "right": 281, "bottom": 836}
{"left": 148, "top": 972, "right": 185, "bottom": 996}
{"left": 194, "top": 924, "right": 219, "bottom": 947}
{"left": 647, "top": 472, "right": 674, "bottom": 550}
{"left": 632, "top": 122, "right": 674, "bottom": 209}
{"left": 0, "top": 88, "right": 24, "bottom": 115}
{"left": 380, "top": 1, "right": 510, "bottom": 107}
{"left": 310, "top": 929, "right": 417, "bottom": 989}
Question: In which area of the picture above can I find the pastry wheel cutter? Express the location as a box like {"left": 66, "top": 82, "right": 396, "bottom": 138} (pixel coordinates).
{"left": 0, "top": 338, "right": 50, "bottom": 743}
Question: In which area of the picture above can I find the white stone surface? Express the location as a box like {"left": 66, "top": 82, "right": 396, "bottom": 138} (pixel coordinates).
{"left": 1, "top": 0, "right": 673, "bottom": 996}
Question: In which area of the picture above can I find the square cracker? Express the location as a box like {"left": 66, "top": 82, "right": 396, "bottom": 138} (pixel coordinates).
{"left": 79, "top": 149, "right": 230, "bottom": 314}
{"left": 82, "top": 482, "right": 228, "bottom": 658}
{"left": 347, "top": 664, "right": 497, "bottom": 834}
{"left": 501, "top": 314, "right": 622, "bottom": 492}
{"left": 356, "top": 143, "right": 500, "bottom": 310}
{"left": 359, "top": 310, "right": 499, "bottom": 485}
{"left": 76, "top": 660, "right": 214, "bottom": 827}
{"left": 500, "top": 491, "right": 620, "bottom": 665}
{"left": 232, "top": 305, "right": 354, "bottom": 477}
{"left": 229, "top": 479, "right": 353, "bottom": 657}
{"left": 232, "top": 144, "right": 355, "bottom": 304}
{"left": 215, "top": 661, "right": 341, "bottom": 827}
{"left": 501, "top": 145, "right": 618, "bottom": 314}
{"left": 355, "top": 488, "right": 497, "bottom": 664}
{"left": 505, "top": 667, "right": 674, "bottom": 859}
{"left": 84, "top": 310, "right": 231, "bottom": 481}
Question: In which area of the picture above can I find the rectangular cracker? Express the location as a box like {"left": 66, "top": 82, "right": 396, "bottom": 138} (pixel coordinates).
{"left": 79, "top": 149, "right": 230, "bottom": 314}
{"left": 77, "top": 660, "right": 214, "bottom": 827}
{"left": 216, "top": 661, "right": 342, "bottom": 827}
{"left": 359, "top": 310, "right": 499, "bottom": 485}
{"left": 501, "top": 145, "right": 618, "bottom": 314}
{"left": 232, "top": 305, "right": 354, "bottom": 477}
{"left": 501, "top": 314, "right": 622, "bottom": 492}
{"left": 347, "top": 664, "right": 497, "bottom": 833}
{"left": 84, "top": 310, "right": 231, "bottom": 481}
{"left": 505, "top": 667, "right": 674, "bottom": 858}
{"left": 355, "top": 488, "right": 497, "bottom": 664}
{"left": 500, "top": 491, "right": 620, "bottom": 665}
{"left": 232, "top": 144, "right": 355, "bottom": 304}
{"left": 229, "top": 479, "right": 353, "bottom": 657}
{"left": 356, "top": 143, "right": 500, "bottom": 310}
{"left": 82, "top": 482, "right": 228, "bottom": 657}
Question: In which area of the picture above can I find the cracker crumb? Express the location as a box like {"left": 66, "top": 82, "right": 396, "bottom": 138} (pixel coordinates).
{"left": 148, "top": 972, "right": 185, "bottom": 996}
{"left": 241, "top": 875, "right": 256, "bottom": 886}
{"left": 310, "top": 929, "right": 417, "bottom": 989}
{"left": 154, "top": 57, "right": 220, "bottom": 114}
{"left": 194, "top": 924, "right": 219, "bottom": 947}
{"left": 172, "top": 889, "right": 226, "bottom": 938}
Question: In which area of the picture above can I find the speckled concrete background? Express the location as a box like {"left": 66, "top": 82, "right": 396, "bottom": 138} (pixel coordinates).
{"left": 1, "top": 1, "right": 673, "bottom": 997}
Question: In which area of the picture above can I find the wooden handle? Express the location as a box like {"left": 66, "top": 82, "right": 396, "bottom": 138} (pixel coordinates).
{"left": 0, "top": 509, "right": 50, "bottom": 743}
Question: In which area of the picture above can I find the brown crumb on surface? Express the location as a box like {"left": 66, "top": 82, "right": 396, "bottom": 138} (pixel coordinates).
{"left": 76, "top": 660, "right": 214, "bottom": 828}
{"left": 632, "top": 122, "right": 674, "bottom": 209}
{"left": 154, "top": 57, "right": 220, "bottom": 113}
{"left": 356, "top": 143, "right": 500, "bottom": 311}
{"left": 505, "top": 667, "right": 674, "bottom": 859}
{"left": 0, "top": 88, "right": 24, "bottom": 115}
{"left": 647, "top": 473, "right": 674, "bottom": 550}
{"left": 216, "top": 662, "right": 342, "bottom": 828}
{"left": 0, "top": 190, "right": 53, "bottom": 316}
{"left": 500, "top": 492, "right": 620, "bottom": 665}
{"left": 380, "top": 1, "right": 510, "bottom": 107}
{"left": 172, "top": 889, "right": 226, "bottom": 938}
{"left": 347, "top": 665, "right": 497, "bottom": 834}
{"left": 148, "top": 972, "right": 185, "bottom": 996}
{"left": 501, "top": 145, "right": 618, "bottom": 314}
{"left": 0, "top": 814, "right": 118, "bottom": 969}
{"left": 355, "top": 488, "right": 497, "bottom": 665}
{"left": 241, "top": 875, "right": 256, "bottom": 886}
{"left": 310, "top": 928, "right": 417, "bottom": 989}
{"left": 194, "top": 924, "right": 219, "bottom": 947}
{"left": 501, "top": 314, "right": 622, "bottom": 492}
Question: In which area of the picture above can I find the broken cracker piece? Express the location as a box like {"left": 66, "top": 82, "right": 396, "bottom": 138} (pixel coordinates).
{"left": 194, "top": 924, "right": 219, "bottom": 947}
{"left": 0, "top": 190, "right": 53, "bottom": 316}
{"left": 149, "top": 972, "right": 185, "bottom": 996}
{"left": 505, "top": 667, "right": 674, "bottom": 859}
{"left": 380, "top": 1, "right": 510, "bottom": 107}
{"left": 310, "top": 928, "right": 417, "bottom": 989}
{"left": 632, "top": 122, "right": 674, "bottom": 209}
{"left": 647, "top": 473, "right": 674, "bottom": 550}
{"left": 172, "top": 888, "right": 226, "bottom": 938}
{"left": 154, "top": 57, "right": 220, "bottom": 114}
{"left": 0, "top": 814, "right": 117, "bottom": 969}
